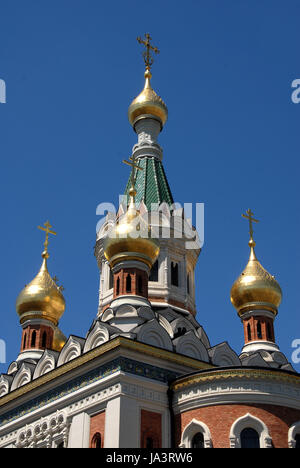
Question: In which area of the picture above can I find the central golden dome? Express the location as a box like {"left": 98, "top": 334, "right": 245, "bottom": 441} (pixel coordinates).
{"left": 128, "top": 69, "right": 168, "bottom": 129}
{"left": 103, "top": 187, "right": 159, "bottom": 269}
{"left": 16, "top": 252, "right": 65, "bottom": 326}
{"left": 231, "top": 240, "right": 282, "bottom": 316}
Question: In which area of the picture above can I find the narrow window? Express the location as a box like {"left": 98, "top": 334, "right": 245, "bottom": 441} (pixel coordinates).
{"left": 247, "top": 323, "right": 252, "bottom": 341}
{"left": 149, "top": 260, "right": 158, "bottom": 282}
{"left": 57, "top": 441, "right": 64, "bottom": 448}
{"left": 23, "top": 333, "right": 27, "bottom": 350}
{"left": 138, "top": 276, "right": 143, "bottom": 295}
{"left": 192, "top": 432, "right": 204, "bottom": 448}
{"left": 31, "top": 330, "right": 36, "bottom": 348}
{"left": 146, "top": 437, "right": 154, "bottom": 449}
{"left": 42, "top": 331, "right": 47, "bottom": 348}
{"left": 171, "top": 262, "right": 179, "bottom": 287}
{"left": 109, "top": 269, "right": 113, "bottom": 289}
{"left": 295, "top": 434, "right": 300, "bottom": 449}
{"left": 267, "top": 323, "right": 272, "bottom": 341}
{"left": 257, "top": 321, "right": 262, "bottom": 339}
{"left": 126, "top": 274, "right": 132, "bottom": 293}
{"left": 116, "top": 277, "right": 120, "bottom": 296}
{"left": 187, "top": 273, "right": 190, "bottom": 294}
{"left": 240, "top": 428, "right": 260, "bottom": 448}
{"left": 91, "top": 433, "right": 101, "bottom": 449}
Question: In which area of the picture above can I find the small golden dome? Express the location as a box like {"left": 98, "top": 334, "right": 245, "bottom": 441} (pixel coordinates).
{"left": 103, "top": 187, "right": 160, "bottom": 269}
{"left": 128, "top": 69, "right": 168, "bottom": 129}
{"left": 52, "top": 326, "right": 67, "bottom": 352}
{"left": 16, "top": 252, "right": 65, "bottom": 326}
{"left": 231, "top": 241, "right": 282, "bottom": 316}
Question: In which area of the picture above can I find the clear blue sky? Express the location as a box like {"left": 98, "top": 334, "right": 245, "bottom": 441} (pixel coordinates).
{"left": 0, "top": 0, "right": 299, "bottom": 374}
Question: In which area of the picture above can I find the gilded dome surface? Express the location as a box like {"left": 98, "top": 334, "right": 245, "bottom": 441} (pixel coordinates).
{"left": 128, "top": 70, "right": 168, "bottom": 128}
{"left": 231, "top": 243, "right": 282, "bottom": 315}
{"left": 16, "top": 253, "right": 65, "bottom": 325}
{"left": 104, "top": 188, "right": 159, "bottom": 269}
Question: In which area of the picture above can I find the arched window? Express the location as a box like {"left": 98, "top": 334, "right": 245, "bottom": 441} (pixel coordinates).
{"left": 31, "top": 331, "right": 36, "bottom": 348}
{"left": 247, "top": 323, "right": 252, "bottom": 341}
{"left": 192, "top": 432, "right": 204, "bottom": 448}
{"left": 295, "top": 434, "right": 300, "bottom": 449}
{"left": 146, "top": 437, "right": 154, "bottom": 449}
{"left": 149, "top": 260, "right": 158, "bottom": 282}
{"left": 257, "top": 322, "right": 262, "bottom": 339}
{"left": 171, "top": 262, "right": 179, "bottom": 287}
{"left": 138, "top": 276, "right": 143, "bottom": 295}
{"left": 91, "top": 432, "right": 101, "bottom": 448}
{"left": 187, "top": 273, "right": 190, "bottom": 295}
{"left": 42, "top": 331, "right": 47, "bottom": 348}
{"left": 267, "top": 323, "right": 272, "bottom": 341}
{"left": 116, "top": 277, "right": 120, "bottom": 296}
{"left": 240, "top": 428, "right": 260, "bottom": 448}
{"left": 23, "top": 333, "right": 27, "bottom": 350}
{"left": 126, "top": 274, "right": 132, "bottom": 293}
{"left": 109, "top": 269, "right": 113, "bottom": 289}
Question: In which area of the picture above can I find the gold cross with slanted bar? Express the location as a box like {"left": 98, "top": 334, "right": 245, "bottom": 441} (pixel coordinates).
{"left": 242, "top": 209, "right": 259, "bottom": 240}
{"left": 122, "top": 156, "right": 143, "bottom": 190}
{"left": 38, "top": 220, "right": 57, "bottom": 253}
{"left": 137, "top": 33, "right": 159, "bottom": 70}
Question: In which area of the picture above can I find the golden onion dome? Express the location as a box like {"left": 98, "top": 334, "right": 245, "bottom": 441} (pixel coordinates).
{"left": 231, "top": 239, "right": 282, "bottom": 316}
{"left": 103, "top": 187, "right": 160, "bottom": 269}
{"left": 128, "top": 69, "right": 168, "bottom": 129}
{"left": 16, "top": 251, "right": 65, "bottom": 326}
{"left": 52, "top": 326, "right": 67, "bottom": 352}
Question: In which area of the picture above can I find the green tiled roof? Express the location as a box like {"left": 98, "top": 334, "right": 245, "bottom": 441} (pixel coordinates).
{"left": 124, "top": 157, "right": 174, "bottom": 210}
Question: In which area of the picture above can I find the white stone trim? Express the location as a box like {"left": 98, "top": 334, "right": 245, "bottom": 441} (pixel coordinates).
{"left": 288, "top": 421, "right": 300, "bottom": 448}
{"left": 83, "top": 322, "right": 110, "bottom": 353}
{"left": 173, "top": 378, "right": 300, "bottom": 414}
{"left": 179, "top": 418, "right": 212, "bottom": 448}
{"left": 229, "top": 413, "right": 272, "bottom": 448}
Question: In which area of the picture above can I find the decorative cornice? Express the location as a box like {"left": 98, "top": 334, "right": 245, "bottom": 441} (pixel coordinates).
{"left": 171, "top": 368, "right": 300, "bottom": 392}
{"left": 0, "top": 337, "right": 212, "bottom": 412}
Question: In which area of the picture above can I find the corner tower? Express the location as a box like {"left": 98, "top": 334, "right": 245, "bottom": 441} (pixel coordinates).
{"left": 15, "top": 221, "right": 66, "bottom": 362}
{"left": 231, "top": 210, "right": 282, "bottom": 354}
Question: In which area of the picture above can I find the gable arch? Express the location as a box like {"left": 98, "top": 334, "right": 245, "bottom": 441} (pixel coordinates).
{"left": 180, "top": 419, "right": 212, "bottom": 448}
{"left": 288, "top": 421, "right": 300, "bottom": 448}
{"left": 229, "top": 413, "right": 272, "bottom": 448}
{"left": 84, "top": 322, "right": 110, "bottom": 352}
{"left": 11, "top": 363, "right": 33, "bottom": 391}
{"left": 173, "top": 331, "right": 209, "bottom": 362}
{"left": 33, "top": 350, "right": 58, "bottom": 379}
{"left": 57, "top": 336, "right": 84, "bottom": 366}
{"left": 135, "top": 319, "right": 173, "bottom": 351}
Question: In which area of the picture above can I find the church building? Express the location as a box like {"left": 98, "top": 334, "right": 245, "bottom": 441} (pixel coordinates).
{"left": 0, "top": 35, "right": 299, "bottom": 449}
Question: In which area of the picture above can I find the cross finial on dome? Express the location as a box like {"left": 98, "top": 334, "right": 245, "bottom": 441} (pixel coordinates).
{"left": 137, "top": 33, "right": 159, "bottom": 72}
{"left": 38, "top": 220, "right": 56, "bottom": 259}
{"left": 122, "top": 156, "right": 143, "bottom": 200}
{"left": 242, "top": 209, "right": 259, "bottom": 247}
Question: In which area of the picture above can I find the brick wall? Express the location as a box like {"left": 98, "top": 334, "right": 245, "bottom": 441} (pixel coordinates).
{"left": 140, "top": 409, "right": 162, "bottom": 448}
{"left": 89, "top": 411, "right": 106, "bottom": 448}
{"left": 175, "top": 404, "right": 300, "bottom": 448}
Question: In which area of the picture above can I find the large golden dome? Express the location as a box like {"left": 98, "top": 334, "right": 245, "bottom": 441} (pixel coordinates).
{"left": 231, "top": 240, "right": 282, "bottom": 316}
{"left": 104, "top": 187, "right": 159, "bottom": 269}
{"left": 16, "top": 252, "right": 65, "bottom": 326}
{"left": 128, "top": 69, "right": 168, "bottom": 129}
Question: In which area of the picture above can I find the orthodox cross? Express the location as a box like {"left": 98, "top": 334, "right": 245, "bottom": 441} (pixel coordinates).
{"left": 242, "top": 209, "right": 259, "bottom": 241}
{"left": 122, "top": 156, "right": 143, "bottom": 191}
{"left": 137, "top": 33, "right": 159, "bottom": 71}
{"left": 38, "top": 220, "right": 57, "bottom": 254}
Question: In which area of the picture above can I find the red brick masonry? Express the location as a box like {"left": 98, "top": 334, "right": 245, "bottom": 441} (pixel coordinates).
{"left": 175, "top": 404, "right": 300, "bottom": 448}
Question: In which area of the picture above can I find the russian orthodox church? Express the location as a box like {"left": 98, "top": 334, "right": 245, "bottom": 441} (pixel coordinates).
{"left": 0, "top": 36, "right": 299, "bottom": 449}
